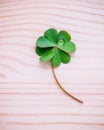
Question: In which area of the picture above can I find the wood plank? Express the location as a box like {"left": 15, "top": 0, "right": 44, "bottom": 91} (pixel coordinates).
{"left": 0, "top": 0, "right": 104, "bottom": 130}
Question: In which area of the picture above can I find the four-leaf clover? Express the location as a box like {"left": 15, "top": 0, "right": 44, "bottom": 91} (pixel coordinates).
{"left": 36, "top": 28, "right": 76, "bottom": 66}
{"left": 35, "top": 28, "right": 83, "bottom": 103}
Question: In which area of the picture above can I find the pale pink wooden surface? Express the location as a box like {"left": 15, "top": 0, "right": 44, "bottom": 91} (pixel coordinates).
{"left": 0, "top": 0, "right": 104, "bottom": 130}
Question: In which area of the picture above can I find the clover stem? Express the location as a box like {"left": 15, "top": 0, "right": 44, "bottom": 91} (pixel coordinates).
{"left": 51, "top": 65, "right": 83, "bottom": 103}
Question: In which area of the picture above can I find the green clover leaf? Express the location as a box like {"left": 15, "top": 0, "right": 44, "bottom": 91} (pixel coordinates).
{"left": 40, "top": 48, "right": 55, "bottom": 62}
{"left": 36, "top": 36, "right": 56, "bottom": 48}
{"left": 44, "top": 28, "right": 58, "bottom": 43}
{"left": 51, "top": 49, "right": 61, "bottom": 66}
{"left": 58, "top": 30, "right": 71, "bottom": 42}
{"left": 58, "top": 41, "right": 76, "bottom": 53}
{"left": 35, "top": 28, "right": 83, "bottom": 103}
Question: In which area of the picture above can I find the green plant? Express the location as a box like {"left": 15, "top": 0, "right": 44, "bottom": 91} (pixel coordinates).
{"left": 35, "top": 28, "right": 83, "bottom": 103}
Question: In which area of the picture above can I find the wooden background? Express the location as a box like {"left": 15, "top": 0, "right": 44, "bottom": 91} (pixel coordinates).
{"left": 0, "top": 0, "right": 104, "bottom": 130}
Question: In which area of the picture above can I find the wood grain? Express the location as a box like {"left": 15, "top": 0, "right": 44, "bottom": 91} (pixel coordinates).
{"left": 0, "top": 0, "right": 104, "bottom": 130}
